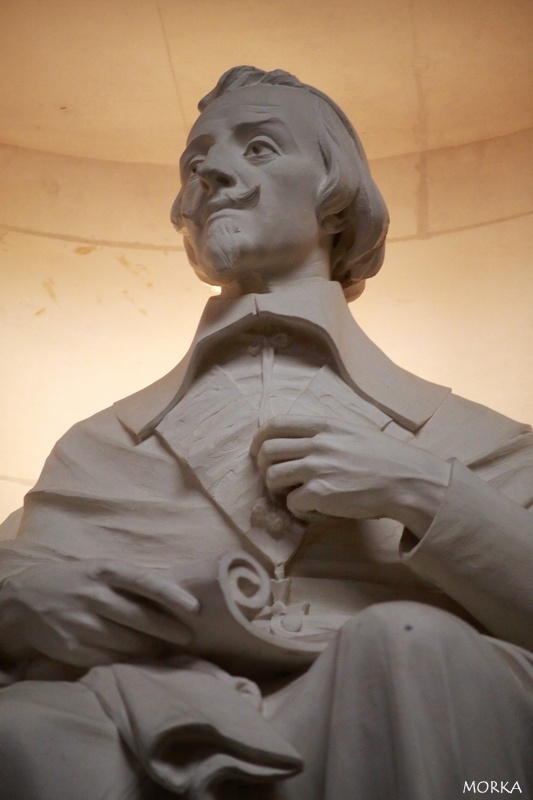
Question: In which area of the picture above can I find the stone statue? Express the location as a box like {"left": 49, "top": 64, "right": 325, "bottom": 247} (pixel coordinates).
{"left": 0, "top": 66, "right": 532, "bottom": 800}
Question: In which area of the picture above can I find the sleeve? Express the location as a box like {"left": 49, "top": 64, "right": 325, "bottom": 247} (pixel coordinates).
{"left": 401, "top": 434, "right": 533, "bottom": 651}
{"left": 0, "top": 406, "right": 189, "bottom": 583}
{"left": 0, "top": 404, "right": 242, "bottom": 588}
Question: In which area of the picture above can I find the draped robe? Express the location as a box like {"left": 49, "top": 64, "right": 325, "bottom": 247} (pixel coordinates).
{"left": 1, "top": 279, "right": 532, "bottom": 798}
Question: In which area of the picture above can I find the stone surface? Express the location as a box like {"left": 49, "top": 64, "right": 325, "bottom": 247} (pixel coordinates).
{"left": 0, "top": 67, "right": 532, "bottom": 798}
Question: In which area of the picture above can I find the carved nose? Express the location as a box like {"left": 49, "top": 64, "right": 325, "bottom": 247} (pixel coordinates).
{"left": 196, "top": 164, "right": 235, "bottom": 193}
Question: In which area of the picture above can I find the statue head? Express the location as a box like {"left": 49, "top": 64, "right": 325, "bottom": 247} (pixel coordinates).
{"left": 171, "top": 66, "right": 389, "bottom": 300}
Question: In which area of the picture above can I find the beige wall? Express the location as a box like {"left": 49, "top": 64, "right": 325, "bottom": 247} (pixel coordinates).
{"left": 1, "top": 0, "right": 532, "bottom": 524}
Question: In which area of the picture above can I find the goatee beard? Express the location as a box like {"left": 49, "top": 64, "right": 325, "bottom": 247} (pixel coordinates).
{"left": 204, "top": 218, "right": 241, "bottom": 275}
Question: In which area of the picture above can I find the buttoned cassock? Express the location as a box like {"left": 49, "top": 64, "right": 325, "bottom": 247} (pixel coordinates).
{"left": 1, "top": 278, "right": 532, "bottom": 798}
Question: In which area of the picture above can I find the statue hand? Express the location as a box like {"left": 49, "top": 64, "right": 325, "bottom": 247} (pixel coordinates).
{"left": 0, "top": 559, "right": 200, "bottom": 667}
{"left": 251, "top": 415, "right": 451, "bottom": 538}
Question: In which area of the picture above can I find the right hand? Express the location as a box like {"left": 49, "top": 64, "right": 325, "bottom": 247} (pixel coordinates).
{"left": 0, "top": 559, "right": 200, "bottom": 668}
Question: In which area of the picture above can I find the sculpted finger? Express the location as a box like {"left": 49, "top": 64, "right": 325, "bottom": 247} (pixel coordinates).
{"left": 75, "top": 615, "right": 174, "bottom": 659}
{"left": 92, "top": 588, "right": 194, "bottom": 646}
{"left": 97, "top": 562, "right": 200, "bottom": 615}
{"left": 250, "top": 415, "right": 327, "bottom": 457}
{"left": 265, "top": 460, "right": 313, "bottom": 494}
{"left": 128, "top": 572, "right": 200, "bottom": 616}
{"left": 256, "top": 438, "right": 311, "bottom": 473}
{"left": 51, "top": 640, "right": 126, "bottom": 668}
{"left": 36, "top": 616, "right": 161, "bottom": 667}
{"left": 286, "top": 483, "right": 322, "bottom": 519}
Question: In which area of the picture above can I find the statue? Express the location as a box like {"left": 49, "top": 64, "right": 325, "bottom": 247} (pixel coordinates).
{"left": 0, "top": 66, "right": 532, "bottom": 800}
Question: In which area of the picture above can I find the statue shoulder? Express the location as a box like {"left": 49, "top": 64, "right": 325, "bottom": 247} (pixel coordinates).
{"left": 415, "top": 390, "right": 532, "bottom": 466}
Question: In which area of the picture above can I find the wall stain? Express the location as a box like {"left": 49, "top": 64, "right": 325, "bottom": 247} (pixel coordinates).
{"left": 34, "top": 307, "right": 47, "bottom": 316}
{"left": 122, "top": 289, "right": 148, "bottom": 316}
{"left": 116, "top": 254, "right": 147, "bottom": 276}
{"left": 75, "top": 245, "right": 95, "bottom": 256}
{"left": 42, "top": 278, "right": 57, "bottom": 302}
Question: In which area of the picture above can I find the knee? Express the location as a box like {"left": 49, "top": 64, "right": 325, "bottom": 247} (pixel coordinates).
{"left": 338, "top": 601, "right": 478, "bottom": 659}
{"left": 361, "top": 599, "right": 467, "bottom": 633}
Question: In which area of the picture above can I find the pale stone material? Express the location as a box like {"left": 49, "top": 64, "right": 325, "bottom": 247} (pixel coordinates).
{"left": 0, "top": 66, "right": 532, "bottom": 799}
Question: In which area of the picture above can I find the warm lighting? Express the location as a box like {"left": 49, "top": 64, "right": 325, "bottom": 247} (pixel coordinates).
{"left": 0, "top": 0, "right": 531, "bottom": 524}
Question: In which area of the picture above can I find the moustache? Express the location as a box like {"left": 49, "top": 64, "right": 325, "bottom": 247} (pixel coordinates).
{"left": 181, "top": 185, "right": 261, "bottom": 227}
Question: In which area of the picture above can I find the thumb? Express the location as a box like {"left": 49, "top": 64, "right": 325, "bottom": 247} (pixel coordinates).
{"left": 286, "top": 483, "right": 320, "bottom": 520}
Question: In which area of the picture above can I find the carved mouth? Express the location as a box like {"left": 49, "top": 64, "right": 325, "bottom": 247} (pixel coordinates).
{"left": 183, "top": 185, "right": 260, "bottom": 226}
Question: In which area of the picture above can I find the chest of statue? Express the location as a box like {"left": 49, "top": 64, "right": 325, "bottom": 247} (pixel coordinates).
{"left": 152, "top": 334, "right": 451, "bottom": 623}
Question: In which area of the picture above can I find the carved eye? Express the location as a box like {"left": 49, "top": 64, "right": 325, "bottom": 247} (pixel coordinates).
{"left": 244, "top": 139, "right": 278, "bottom": 159}
{"left": 188, "top": 157, "right": 204, "bottom": 176}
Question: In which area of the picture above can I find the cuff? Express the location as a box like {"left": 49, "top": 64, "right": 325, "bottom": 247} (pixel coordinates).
{"left": 400, "top": 459, "right": 533, "bottom": 650}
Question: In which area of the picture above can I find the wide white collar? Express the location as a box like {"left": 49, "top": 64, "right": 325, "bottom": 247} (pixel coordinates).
{"left": 114, "top": 278, "right": 450, "bottom": 441}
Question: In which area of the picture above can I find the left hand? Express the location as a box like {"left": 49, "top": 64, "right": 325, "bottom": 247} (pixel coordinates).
{"left": 250, "top": 415, "right": 451, "bottom": 538}
{"left": 0, "top": 559, "right": 201, "bottom": 668}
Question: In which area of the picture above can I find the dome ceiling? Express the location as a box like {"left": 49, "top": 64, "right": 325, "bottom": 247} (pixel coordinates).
{"left": 1, "top": 0, "right": 532, "bottom": 165}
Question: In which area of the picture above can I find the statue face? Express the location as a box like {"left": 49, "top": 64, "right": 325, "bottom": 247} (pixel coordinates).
{"left": 173, "top": 85, "right": 331, "bottom": 292}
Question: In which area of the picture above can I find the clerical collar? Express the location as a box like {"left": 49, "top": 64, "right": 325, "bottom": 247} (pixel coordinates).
{"left": 114, "top": 277, "right": 450, "bottom": 442}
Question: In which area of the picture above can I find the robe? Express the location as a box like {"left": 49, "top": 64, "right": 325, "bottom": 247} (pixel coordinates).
{"left": 1, "top": 278, "right": 532, "bottom": 798}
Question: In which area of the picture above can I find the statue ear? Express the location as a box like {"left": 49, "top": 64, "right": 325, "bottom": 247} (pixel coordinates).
{"left": 320, "top": 211, "right": 345, "bottom": 235}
